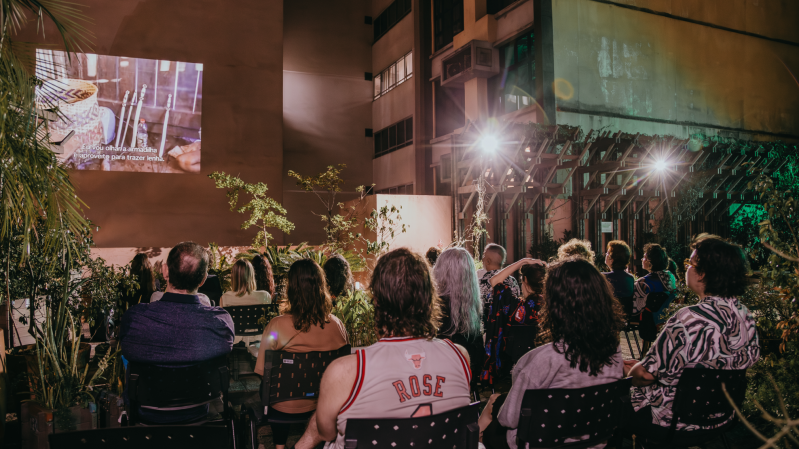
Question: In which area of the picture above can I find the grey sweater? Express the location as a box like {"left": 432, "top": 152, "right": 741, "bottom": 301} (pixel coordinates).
{"left": 497, "top": 342, "right": 624, "bottom": 449}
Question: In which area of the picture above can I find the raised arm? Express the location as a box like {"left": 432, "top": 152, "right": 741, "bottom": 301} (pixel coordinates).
{"left": 489, "top": 258, "right": 542, "bottom": 287}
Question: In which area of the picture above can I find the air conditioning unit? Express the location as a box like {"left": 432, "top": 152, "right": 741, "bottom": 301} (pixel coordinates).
{"left": 441, "top": 40, "right": 499, "bottom": 87}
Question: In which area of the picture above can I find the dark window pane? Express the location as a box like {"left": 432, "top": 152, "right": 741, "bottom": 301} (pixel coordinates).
{"left": 396, "top": 121, "right": 405, "bottom": 145}
{"left": 389, "top": 125, "right": 397, "bottom": 148}
{"left": 406, "top": 118, "right": 413, "bottom": 141}
{"left": 381, "top": 129, "right": 389, "bottom": 152}
{"left": 517, "top": 35, "right": 529, "bottom": 62}
{"left": 375, "top": 131, "right": 382, "bottom": 154}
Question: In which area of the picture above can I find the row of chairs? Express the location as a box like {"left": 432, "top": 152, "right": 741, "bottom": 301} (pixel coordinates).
{"left": 48, "top": 364, "right": 747, "bottom": 448}
{"left": 50, "top": 304, "right": 747, "bottom": 449}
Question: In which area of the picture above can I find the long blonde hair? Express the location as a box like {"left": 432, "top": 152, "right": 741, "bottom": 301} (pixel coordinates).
{"left": 231, "top": 259, "right": 257, "bottom": 297}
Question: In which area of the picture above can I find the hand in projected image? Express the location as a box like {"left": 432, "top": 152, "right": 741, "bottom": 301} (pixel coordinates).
{"left": 175, "top": 150, "right": 200, "bottom": 173}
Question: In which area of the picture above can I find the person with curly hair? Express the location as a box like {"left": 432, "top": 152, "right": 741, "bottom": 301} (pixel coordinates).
{"left": 633, "top": 243, "right": 677, "bottom": 349}
{"left": 295, "top": 248, "right": 471, "bottom": 449}
{"left": 254, "top": 259, "right": 348, "bottom": 449}
{"left": 322, "top": 254, "right": 354, "bottom": 302}
{"left": 251, "top": 255, "right": 276, "bottom": 296}
{"left": 556, "top": 238, "right": 596, "bottom": 263}
{"left": 622, "top": 235, "right": 760, "bottom": 438}
{"left": 425, "top": 246, "right": 442, "bottom": 267}
{"left": 479, "top": 257, "right": 625, "bottom": 449}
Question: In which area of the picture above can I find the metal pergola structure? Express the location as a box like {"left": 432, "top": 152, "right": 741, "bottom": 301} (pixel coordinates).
{"left": 444, "top": 123, "right": 788, "bottom": 263}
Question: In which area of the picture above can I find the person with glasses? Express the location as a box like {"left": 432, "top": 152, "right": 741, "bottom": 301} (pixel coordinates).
{"left": 632, "top": 243, "right": 677, "bottom": 351}
{"left": 621, "top": 234, "right": 760, "bottom": 439}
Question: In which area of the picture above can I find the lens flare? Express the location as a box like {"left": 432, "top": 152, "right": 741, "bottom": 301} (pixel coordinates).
{"left": 480, "top": 135, "right": 500, "bottom": 153}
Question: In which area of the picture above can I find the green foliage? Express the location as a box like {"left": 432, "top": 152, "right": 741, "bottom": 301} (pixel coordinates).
{"left": 207, "top": 242, "right": 234, "bottom": 292}
{"left": 529, "top": 229, "right": 573, "bottom": 263}
{"left": 362, "top": 202, "right": 407, "bottom": 257}
{"left": 0, "top": 0, "right": 92, "bottom": 265}
{"left": 332, "top": 289, "right": 378, "bottom": 347}
{"left": 209, "top": 171, "right": 295, "bottom": 248}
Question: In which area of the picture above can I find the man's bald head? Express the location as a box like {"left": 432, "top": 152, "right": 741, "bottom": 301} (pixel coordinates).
{"left": 483, "top": 243, "right": 506, "bottom": 271}
{"left": 166, "top": 242, "right": 209, "bottom": 291}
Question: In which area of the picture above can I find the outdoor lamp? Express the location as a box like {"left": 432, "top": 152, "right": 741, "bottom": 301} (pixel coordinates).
{"left": 480, "top": 134, "right": 500, "bottom": 153}
{"left": 654, "top": 159, "right": 668, "bottom": 172}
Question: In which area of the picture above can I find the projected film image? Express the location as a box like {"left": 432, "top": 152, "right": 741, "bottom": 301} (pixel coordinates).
{"left": 36, "top": 51, "right": 203, "bottom": 173}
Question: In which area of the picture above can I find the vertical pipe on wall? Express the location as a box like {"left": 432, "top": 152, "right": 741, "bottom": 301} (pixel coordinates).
{"left": 413, "top": 0, "right": 433, "bottom": 194}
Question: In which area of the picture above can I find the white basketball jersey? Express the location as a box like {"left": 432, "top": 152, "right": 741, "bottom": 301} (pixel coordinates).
{"left": 331, "top": 337, "right": 471, "bottom": 449}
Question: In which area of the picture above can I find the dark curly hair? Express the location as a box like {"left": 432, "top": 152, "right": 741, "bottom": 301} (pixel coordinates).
{"left": 691, "top": 234, "right": 750, "bottom": 298}
{"left": 370, "top": 248, "right": 441, "bottom": 339}
{"left": 541, "top": 257, "right": 625, "bottom": 376}
{"left": 323, "top": 254, "right": 353, "bottom": 298}
{"left": 425, "top": 247, "right": 442, "bottom": 267}
{"left": 643, "top": 243, "right": 669, "bottom": 271}
{"left": 520, "top": 262, "right": 547, "bottom": 295}
{"left": 251, "top": 255, "right": 275, "bottom": 296}
{"left": 284, "top": 259, "right": 332, "bottom": 332}
{"left": 606, "top": 240, "right": 631, "bottom": 271}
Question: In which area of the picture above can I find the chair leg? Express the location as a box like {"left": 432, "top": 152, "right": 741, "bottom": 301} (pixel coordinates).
{"left": 233, "top": 351, "right": 240, "bottom": 381}
{"left": 250, "top": 415, "right": 258, "bottom": 449}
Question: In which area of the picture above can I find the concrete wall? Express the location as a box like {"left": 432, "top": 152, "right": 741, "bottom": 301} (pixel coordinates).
{"left": 373, "top": 145, "right": 417, "bottom": 190}
{"left": 282, "top": 0, "right": 374, "bottom": 246}
{"left": 373, "top": 77, "right": 416, "bottom": 131}
{"left": 551, "top": 0, "right": 799, "bottom": 138}
{"left": 19, "top": 0, "right": 285, "bottom": 248}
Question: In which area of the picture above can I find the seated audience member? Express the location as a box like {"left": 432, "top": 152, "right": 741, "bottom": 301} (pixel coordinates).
{"left": 482, "top": 258, "right": 545, "bottom": 384}
{"left": 322, "top": 254, "right": 353, "bottom": 304}
{"left": 603, "top": 240, "right": 635, "bottom": 316}
{"left": 557, "top": 238, "right": 596, "bottom": 263}
{"left": 425, "top": 246, "right": 442, "bottom": 267}
{"left": 633, "top": 243, "right": 677, "bottom": 347}
{"left": 517, "top": 262, "right": 546, "bottom": 329}
{"left": 479, "top": 243, "right": 521, "bottom": 303}
{"left": 220, "top": 259, "right": 271, "bottom": 307}
{"left": 123, "top": 253, "right": 156, "bottom": 306}
{"left": 254, "top": 259, "right": 348, "bottom": 449}
{"left": 251, "top": 254, "right": 276, "bottom": 297}
{"left": 479, "top": 257, "right": 625, "bottom": 449}
{"left": 150, "top": 256, "right": 213, "bottom": 306}
{"left": 623, "top": 235, "right": 760, "bottom": 435}
{"left": 433, "top": 247, "right": 486, "bottom": 390}
{"left": 120, "top": 242, "right": 234, "bottom": 424}
{"left": 295, "top": 248, "right": 472, "bottom": 449}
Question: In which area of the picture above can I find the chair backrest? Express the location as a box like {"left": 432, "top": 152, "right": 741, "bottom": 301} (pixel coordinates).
{"left": 49, "top": 425, "right": 229, "bottom": 449}
{"left": 505, "top": 325, "right": 538, "bottom": 364}
{"left": 127, "top": 356, "right": 229, "bottom": 424}
{"left": 343, "top": 402, "right": 480, "bottom": 449}
{"left": 518, "top": 377, "right": 632, "bottom": 448}
{"left": 224, "top": 304, "right": 279, "bottom": 336}
{"left": 670, "top": 367, "right": 747, "bottom": 432}
{"left": 261, "top": 345, "right": 351, "bottom": 408}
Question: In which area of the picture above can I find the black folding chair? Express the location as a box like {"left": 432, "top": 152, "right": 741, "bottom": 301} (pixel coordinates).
{"left": 636, "top": 367, "right": 747, "bottom": 448}
{"left": 224, "top": 304, "right": 279, "bottom": 380}
{"left": 49, "top": 425, "right": 229, "bottom": 449}
{"left": 517, "top": 377, "right": 632, "bottom": 449}
{"left": 243, "top": 346, "right": 352, "bottom": 449}
{"left": 343, "top": 402, "right": 481, "bottom": 449}
{"left": 127, "top": 356, "right": 232, "bottom": 429}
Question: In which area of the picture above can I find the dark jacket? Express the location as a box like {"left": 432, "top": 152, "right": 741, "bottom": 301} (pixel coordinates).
{"left": 120, "top": 292, "right": 234, "bottom": 424}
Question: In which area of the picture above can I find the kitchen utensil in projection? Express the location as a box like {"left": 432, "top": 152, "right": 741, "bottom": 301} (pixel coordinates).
{"left": 115, "top": 90, "right": 129, "bottom": 147}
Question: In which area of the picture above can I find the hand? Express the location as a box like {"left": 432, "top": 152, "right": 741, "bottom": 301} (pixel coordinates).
{"left": 623, "top": 359, "right": 638, "bottom": 377}
{"left": 520, "top": 258, "right": 545, "bottom": 267}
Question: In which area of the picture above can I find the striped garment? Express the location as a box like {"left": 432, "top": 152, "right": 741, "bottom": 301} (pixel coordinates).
{"left": 630, "top": 295, "right": 760, "bottom": 429}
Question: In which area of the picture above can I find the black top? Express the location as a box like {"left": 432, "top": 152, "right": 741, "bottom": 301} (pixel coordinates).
{"left": 437, "top": 296, "right": 486, "bottom": 389}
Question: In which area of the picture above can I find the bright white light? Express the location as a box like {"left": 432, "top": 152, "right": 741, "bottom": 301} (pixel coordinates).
{"left": 355, "top": 282, "right": 361, "bottom": 290}
{"left": 654, "top": 159, "right": 668, "bottom": 172}
{"left": 480, "top": 135, "right": 500, "bottom": 153}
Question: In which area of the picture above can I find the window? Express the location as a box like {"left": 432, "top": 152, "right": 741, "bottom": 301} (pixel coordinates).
{"left": 376, "top": 183, "right": 414, "bottom": 195}
{"left": 374, "top": 0, "right": 412, "bottom": 42}
{"left": 373, "top": 52, "right": 413, "bottom": 100}
{"left": 489, "top": 29, "right": 535, "bottom": 115}
{"left": 374, "top": 117, "right": 413, "bottom": 158}
{"left": 434, "top": 0, "right": 464, "bottom": 52}
{"left": 487, "top": 0, "right": 517, "bottom": 14}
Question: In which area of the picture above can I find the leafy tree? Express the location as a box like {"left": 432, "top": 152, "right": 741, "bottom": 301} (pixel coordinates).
{"left": 209, "top": 171, "right": 295, "bottom": 248}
